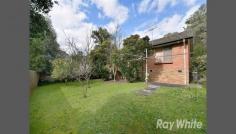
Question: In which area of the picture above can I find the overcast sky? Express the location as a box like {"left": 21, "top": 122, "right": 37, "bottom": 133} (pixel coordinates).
{"left": 48, "top": 0, "right": 206, "bottom": 51}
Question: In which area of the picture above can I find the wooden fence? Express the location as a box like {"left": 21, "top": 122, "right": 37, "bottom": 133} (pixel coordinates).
{"left": 29, "top": 70, "right": 39, "bottom": 93}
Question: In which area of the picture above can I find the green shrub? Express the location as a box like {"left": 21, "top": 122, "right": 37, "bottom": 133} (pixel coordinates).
{"left": 51, "top": 58, "right": 72, "bottom": 81}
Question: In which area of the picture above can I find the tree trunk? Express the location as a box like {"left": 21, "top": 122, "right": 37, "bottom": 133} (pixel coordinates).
{"left": 83, "top": 77, "right": 89, "bottom": 98}
{"left": 113, "top": 70, "right": 117, "bottom": 82}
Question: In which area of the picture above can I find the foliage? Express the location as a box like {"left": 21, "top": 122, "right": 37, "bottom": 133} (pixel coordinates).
{"left": 30, "top": 0, "right": 63, "bottom": 75}
{"left": 29, "top": 29, "right": 61, "bottom": 74}
{"left": 186, "top": 4, "right": 207, "bottom": 45}
{"left": 191, "top": 43, "right": 207, "bottom": 79}
{"left": 29, "top": 38, "right": 48, "bottom": 73}
{"left": 30, "top": 0, "right": 56, "bottom": 38}
{"left": 30, "top": 0, "right": 55, "bottom": 14}
{"left": 30, "top": 80, "right": 206, "bottom": 134}
{"left": 110, "top": 25, "right": 123, "bottom": 81}
{"left": 116, "top": 35, "right": 150, "bottom": 82}
{"left": 30, "top": 12, "right": 49, "bottom": 38}
{"left": 90, "top": 28, "right": 113, "bottom": 80}
{"left": 51, "top": 55, "right": 86, "bottom": 82}
{"left": 186, "top": 4, "right": 207, "bottom": 80}
{"left": 111, "top": 49, "right": 120, "bottom": 81}
{"left": 91, "top": 27, "right": 111, "bottom": 44}
{"left": 51, "top": 58, "right": 72, "bottom": 81}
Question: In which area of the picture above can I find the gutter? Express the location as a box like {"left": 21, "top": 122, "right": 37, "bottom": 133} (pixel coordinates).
{"left": 151, "top": 37, "right": 193, "bottom": 48}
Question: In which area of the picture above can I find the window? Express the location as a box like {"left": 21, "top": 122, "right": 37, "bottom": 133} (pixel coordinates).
{"left": 163, "top": 47, "right": 172, "bottom": 63}
{"left": 154, "top": 47, "right": 172, "bottom": 64}
{"left": 155, "top": 50, "right": 163, "bottom": 63}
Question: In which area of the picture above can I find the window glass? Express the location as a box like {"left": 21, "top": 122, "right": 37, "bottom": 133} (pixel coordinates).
{"left": 163, "top": 47, "right": 172, "bottom": 62}
{"left": 155, "top": 50, "right": 163, "bottom": 63}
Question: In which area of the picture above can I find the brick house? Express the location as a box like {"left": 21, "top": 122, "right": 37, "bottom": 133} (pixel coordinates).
{"left": 147, "top": 31, "right": 193, "bottom": 85}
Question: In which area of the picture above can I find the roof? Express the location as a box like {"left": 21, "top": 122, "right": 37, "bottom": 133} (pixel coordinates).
{"left": 150, "top": 30, "right": 193, "bottom": 47}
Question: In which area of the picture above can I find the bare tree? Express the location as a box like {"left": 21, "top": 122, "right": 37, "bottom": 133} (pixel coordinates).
{"left": 63, "top": 30, "right": 94, "bottom": 97}
{"left": 78, "top": 31, "right": 94, "bottom": 97}
{"left": 113, "top": 24, "right": 123, "bottom": 49}
{"left": 63, "top": 32, "right": 82, "bottom": 81}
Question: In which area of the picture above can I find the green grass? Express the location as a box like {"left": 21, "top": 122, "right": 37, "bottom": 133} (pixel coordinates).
{"left": 30, "top": 80, "right": 207, "bottom": 134}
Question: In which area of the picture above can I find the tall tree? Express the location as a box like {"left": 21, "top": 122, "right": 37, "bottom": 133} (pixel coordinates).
{"left": 30, "top": 0, "right": 62, "bottom": 75}
{"left": 29, "top": 18, "right": 61, "bottom": 74}
{"left": 117, "top": 35, "right": 150, "bottom": 82}
{"left": 30, "top": 0, "right": 55, "bottom": 14}
{"left": 186, "top": 4, "right": 207, "bottom": 45}
{"left": 110, "top": 25, "right": 122, "bottom": 81}
{"left": 91, "top": 27, "right": 111, "bottom": 44}
{"left": 186, "top": 4, "right": 207, "bottom": 80}
{"left": 30, "top": 0, "right": 57, "bottom": 38}
{"left": 90, "top": 27, "right": 112, "bottom": 80}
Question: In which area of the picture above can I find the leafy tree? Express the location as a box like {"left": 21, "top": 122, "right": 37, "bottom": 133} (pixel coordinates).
{"left": 90, "top": 28, "right": 112, "bottom": 80}
{"left": 186, "top": 4, "right": 207, "bottom": 80}
{"left": 110, "top": 25, "right": 123, "bottom": 81}
{"left": 30, "top": 0, "right": 56, "bottom": 38}
{"left": 186, "top": 4, "right": 207, "bottom": 45}
{"left": 91, "top": 27, "right": 111, "bottom": 44}
{"left": 191, "top": 43, "right": 207, "bottom": 80}
{"left": 117, "top": 35, "right": 150, "bottom": 82}
{"left": 30, "top": 0, "right": 56, "bottom": 14}
{"left": 30, "top": 12, "right": 49, "bottom": 38}
{"left": 30, "top": 38, "right": 48, "bottom": 72}
{"left": 29, "top": 22, "right": 61, "bottom": 74}
{"left": 30, "top": 0, "right": 62, "bottom": 75}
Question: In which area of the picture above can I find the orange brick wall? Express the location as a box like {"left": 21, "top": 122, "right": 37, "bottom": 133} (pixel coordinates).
{"left": 147, "top": 39, "right": 190, "bottom": 85}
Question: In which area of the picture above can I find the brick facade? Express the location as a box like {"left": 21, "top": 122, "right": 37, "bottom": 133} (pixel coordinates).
{"left": 146, "top": 39, "right": 191, "bottom": 85}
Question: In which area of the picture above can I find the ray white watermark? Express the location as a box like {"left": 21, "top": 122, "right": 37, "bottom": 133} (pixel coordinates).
{"left": 156, "top": 119, "right": 202, "bottom": 131}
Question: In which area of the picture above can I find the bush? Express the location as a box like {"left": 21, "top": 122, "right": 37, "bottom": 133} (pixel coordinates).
{"left": 191, "top": 43, "right": 207, "bottom": 80}
{"left": 100, "top": 68, "right": 110, "bottom": 81}
{"left": 51, "top": 58, "right": 72, "bottom": 81}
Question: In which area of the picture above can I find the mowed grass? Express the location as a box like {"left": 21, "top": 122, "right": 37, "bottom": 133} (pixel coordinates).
{"left": 30, "top": 80, "right": 206, "bottom": 134}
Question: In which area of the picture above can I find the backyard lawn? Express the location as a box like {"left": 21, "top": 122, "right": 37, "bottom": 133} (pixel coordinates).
{"left": 30, "top": 80, "right": 206, "bottom": 134}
